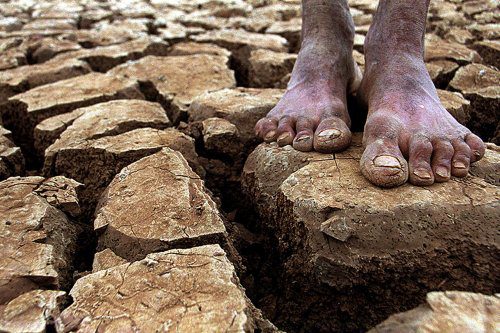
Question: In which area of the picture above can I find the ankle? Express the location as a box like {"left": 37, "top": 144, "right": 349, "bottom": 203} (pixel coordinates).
{"left": 364, "top": 0, "right": 429, "bottom": 60}
{"left": 301, "top": 0, "right": 355, "bottom": 47}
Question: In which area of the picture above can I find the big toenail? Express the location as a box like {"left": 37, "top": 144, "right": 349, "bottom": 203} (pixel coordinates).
{"left": 277, "top": 132, "right": 291, "bottom": 143}
{"left": 373, "top": 155, "right": 401, "bottom": 168}
{"left": 453, "top": 161, "right": 467, "bottom": 169}
{"left": 295, "top": 135, "right": 311, "bottom": 142}
{"left": 435, "top": 166, "right": 449, "bottom": 178}
{"left": 264, "top": 131, "right": 276, "bottom": 141}
{"left": 318, "top": 129, "right": 341, "bottom": 140}
{"left": 413, "top": 168, "right": 432, "bottom": 179}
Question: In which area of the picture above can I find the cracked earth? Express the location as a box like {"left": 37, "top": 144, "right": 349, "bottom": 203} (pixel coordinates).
{"left": 0, "top": 0, "right": 499, "bottom": 332}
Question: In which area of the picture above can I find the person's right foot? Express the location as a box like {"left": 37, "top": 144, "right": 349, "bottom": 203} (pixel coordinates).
{"left": 255, "top": 0, "right": 362, "bottom": 153}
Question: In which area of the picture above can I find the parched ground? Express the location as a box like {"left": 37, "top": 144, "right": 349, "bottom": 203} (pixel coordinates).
{"left": 0, "top": 0, "right": 498, "bottom": 332}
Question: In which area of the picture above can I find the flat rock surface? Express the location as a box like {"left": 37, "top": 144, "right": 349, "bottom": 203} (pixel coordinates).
{"left": 109, "top": 54, "right": 236, "bottom": 123}
{"left": 266, "top": 18, "right": 301, "bottom": 53}
{"left": 94, "top": 148, "right": 227, "bottom": 261}
{"left": 0, "top": 176, "right": 81, "bottom": 302}
{"left": 57, "top": 245, "right": 261, "bottom": 332}
{"left": 369, "top": 291, "right": 499, "bottom": 333}
{"left": 191, "top": 29, "right": 288, "bottom": 84}
{"left": 242, "top": 135, "right": 499, "bottom": 331}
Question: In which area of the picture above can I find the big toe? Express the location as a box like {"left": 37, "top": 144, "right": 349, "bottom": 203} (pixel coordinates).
{"left": 313, "top": 117, "right": 352, "bottom": 153}
{"left": 360, "top": 139, "right": 409, "bottom": 188}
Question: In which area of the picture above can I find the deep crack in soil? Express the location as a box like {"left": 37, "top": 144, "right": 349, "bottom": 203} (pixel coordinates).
{"left": 0, "top": 0, "right": 498, "bottom": 332}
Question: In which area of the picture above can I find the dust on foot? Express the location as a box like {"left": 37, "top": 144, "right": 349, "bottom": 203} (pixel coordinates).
{"left": 255, "top": 48, "right": 362, "bottom": 153}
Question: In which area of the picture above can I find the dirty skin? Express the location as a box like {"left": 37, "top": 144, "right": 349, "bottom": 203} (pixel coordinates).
{"left": 255, "top": 0, "right": 485, "bottom": 188}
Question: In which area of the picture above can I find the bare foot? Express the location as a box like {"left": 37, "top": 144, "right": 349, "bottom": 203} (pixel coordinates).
{"left": 359, "top": 0, "right": 485, "bottom": 187}
{"left": 255, "top": 0, "right": 362, "bottom": 153}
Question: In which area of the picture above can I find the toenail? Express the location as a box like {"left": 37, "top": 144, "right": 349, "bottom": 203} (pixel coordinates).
{"left": 373, "top": 155, "right": 401, "bottom": 169}
{"left": 453, "top": 161, "right": 467, "bottom": 169}
{"left": 295, "top": 135, "right": 311, "bottom": 142}
{"left": 277, "top": 132, "right": 292, "bottom": 144}
{"left": 435, "top": 166, "right": 450, "bottom": 178}
{"left": 318, "top": 129, "right": 341, "bottom": 140}
{"left": 413, "top": 168, "right": 432, "bottom": 180}
{"left": 264, "top": 131, "right": 276, "bottom": 141}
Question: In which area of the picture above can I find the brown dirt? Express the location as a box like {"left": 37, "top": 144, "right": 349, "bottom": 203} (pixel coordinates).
{"left": 0, "top": 0, "right": 498, "bottom": 332}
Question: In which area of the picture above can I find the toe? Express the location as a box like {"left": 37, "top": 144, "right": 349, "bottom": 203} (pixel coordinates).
{"left": 293, "top": 116, "right": 315, "bottom": 152}
{"left": 276, "top": 116, "right": 296, "bottom": 147}
{"left": 313, "top": 117, "right": 352, "bottom": 153}
{"left": 255, "top": 117, "right": 278, "bottom": 143}
{"left": 360, "top": 138, "right": 408, "bottom": 188}
{"left": 465, "top": 133, "right": 485, "bottom": 163}
{"left": 451, "top": 139, "right": 471, "bottom": 178}
{"left": 431, "top": 140, "right": 454, "bottom": 182}
{"left": 408, "top": 136, "right": 434, "bottom": 186}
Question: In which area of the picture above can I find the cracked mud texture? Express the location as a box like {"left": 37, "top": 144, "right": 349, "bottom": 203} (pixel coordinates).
{"left": 2, "top": 72, "right": 144, "bottom": 162}
{"left": 470, "top": 143, "right": 500, "bottom": 186}
{"left": 51, "top": 37, "right": 170, "bottom": 72}
{"left": 0, "top": 175, "right": 83, "bottom": 328}
{"left": 92, "top": 249, "right": 128, "bottom": 273}
{"left": 167, "top": 41, "right": 232, "bottom": 57}
{"left": 40, "top": 99, "right": 171, "bottom": 158}
{"left": 189, "top": 87, "right": 283, "bottom": 145}
{"left": 0, "top": 0, "right": 499, "bottom": 331}
{"left": 242, "top": 134, "right": 499, "bottom": 332}
{"left": 0, "top": 125, "right": 25, "bottom": 180}
{"left": 247, "top": 49, "right": 297, "bottom": 88}
{"left": 436, "top": 89, "right": 471, "bottom": 125}
{"left": 449, "top": 63, "right": 500, "bottom": 144}
{"left": 426, "top": 60, "right": 459, "bottom": 88}
{"left": 0, "top": 289, "right": 66, "bottom": 333}
{"left": 57, "top": 244, "right": 274, "bottom": 333}
{"left": 369, "top": 291, "right": 499, "bottom": 333}
{"left": 191, "top": 28, "right": 288, "bottom": 85}
{"left": 94, "top": 148, "right": 227, "bottom": 261}
{"left": 0, "top": 58, "right": 91, "bottom": 104}
{"left": 188, "top": 87, "right": 283, "bottom": 202}
{"left": 108, "top": 54, "right": 236, "bottom": 123}
{"left": 202, "top": 117, "right": 242, "bottom": 156}
{"left": 42, "top": 101, "right": 200, "bottom": 216}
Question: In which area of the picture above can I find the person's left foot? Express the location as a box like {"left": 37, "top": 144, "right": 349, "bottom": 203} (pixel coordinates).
{"left": 358, "top": 0, "right": 485, "bottom": 188}
{"left": 359, "top": 54, "right": 485, "bottom": 187}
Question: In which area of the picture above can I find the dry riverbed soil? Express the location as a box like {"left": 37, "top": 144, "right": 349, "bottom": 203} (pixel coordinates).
{"left": 0, "top": 0, "right": 499, "bottom": 332}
